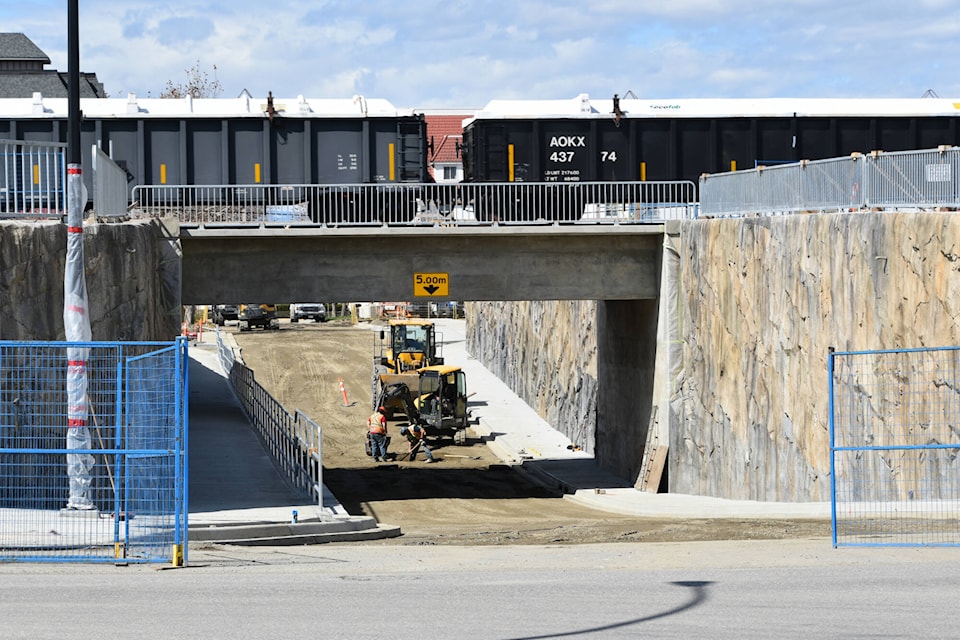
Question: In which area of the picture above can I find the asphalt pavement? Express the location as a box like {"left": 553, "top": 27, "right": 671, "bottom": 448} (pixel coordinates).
{"left": 186, "top": 318, "right": 830, "bottom": 546}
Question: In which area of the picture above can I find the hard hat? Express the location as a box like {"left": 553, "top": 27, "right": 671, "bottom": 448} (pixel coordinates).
{"left": 399, "top": 426, "right": 409, "bottom": 435}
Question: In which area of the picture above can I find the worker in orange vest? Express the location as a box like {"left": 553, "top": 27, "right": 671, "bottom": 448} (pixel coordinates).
{"left": 368, "top": 406, "right": 389, "bottom": 462}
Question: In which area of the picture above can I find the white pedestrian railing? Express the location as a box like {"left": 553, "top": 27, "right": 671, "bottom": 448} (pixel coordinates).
{"left": 129, "top": 180, "right": 698, "bottom": 227}
{"left": 0, "top": 139, "right": 67, "bottom": 219}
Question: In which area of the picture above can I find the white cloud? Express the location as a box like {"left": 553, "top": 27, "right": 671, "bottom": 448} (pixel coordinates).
{"left": 6, "top": 0, "right": 960, "bottom": 105}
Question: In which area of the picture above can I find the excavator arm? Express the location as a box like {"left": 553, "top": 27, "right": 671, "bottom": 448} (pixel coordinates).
{"left": 375, "top": 382, "right": 421, "bottom": 424}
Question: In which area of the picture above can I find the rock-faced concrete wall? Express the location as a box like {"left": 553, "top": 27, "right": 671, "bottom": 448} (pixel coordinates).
{"left": 466, "top": 300, "right": 599, "bottom": 453}
{"left": 0, "top": 219, "right": 180, "bottom": 342}
{"left": 468, "top": 213, "right": 960, "bottom": 502}
{"left": 673, "top": 212, "right": 960, "bottom": 502}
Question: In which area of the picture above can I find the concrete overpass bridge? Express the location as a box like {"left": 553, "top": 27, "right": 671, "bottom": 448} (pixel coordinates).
{"left": 137, "top": 181, "right": 691, "bottom": 486}
{"left": 179, "top": 224, "right": 667, "bottom": 304}
{"left": 172, "top": 222, "right": 680, "bottom": 487}
{"left": 131, "top": 180, "right": 692, "bottom": 304}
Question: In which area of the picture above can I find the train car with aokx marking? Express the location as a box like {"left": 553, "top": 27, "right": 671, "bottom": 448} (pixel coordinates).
{"left": 461, "top": 94, "right": 960, "bottom": 219}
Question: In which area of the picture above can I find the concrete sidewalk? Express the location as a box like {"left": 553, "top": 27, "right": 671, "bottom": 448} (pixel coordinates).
{"left": 187, "top": 319, "right": 830, "bottom": 546}
{"left": 187, "top": 337, "right": 400, "bottom": 545}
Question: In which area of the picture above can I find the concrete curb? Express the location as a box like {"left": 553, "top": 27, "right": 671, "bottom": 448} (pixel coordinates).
{"left": 190, "top": 515, "right": 401, "bottom": 546}
{"left": 563, "top": 488, "right": 832, "bottom": 520}
{"left": 192, "top": 525, "right": 403, "bottom": 547}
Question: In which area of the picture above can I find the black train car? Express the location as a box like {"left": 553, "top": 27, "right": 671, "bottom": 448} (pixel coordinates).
{"left": 462, "top": 94, "right": 960, "bottom": 208}
{"left": 0, "top": 93, "right": 428, "bottom": 221}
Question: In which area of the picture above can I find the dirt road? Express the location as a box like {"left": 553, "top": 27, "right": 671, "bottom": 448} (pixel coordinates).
{"left": 230, "top": 319, "right": 830, "bottom": 545}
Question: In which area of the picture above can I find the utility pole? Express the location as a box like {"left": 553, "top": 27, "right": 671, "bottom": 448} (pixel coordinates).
{"left": 64, "top": 0, "right": 95, "bottom": 510}
{"left": 68, "top": 0, "right": 80, "bottom": 166}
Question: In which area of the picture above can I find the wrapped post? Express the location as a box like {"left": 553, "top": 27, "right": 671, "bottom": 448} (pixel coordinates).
{"left": 64, "top": 162, "right": 94, "bottom": 509}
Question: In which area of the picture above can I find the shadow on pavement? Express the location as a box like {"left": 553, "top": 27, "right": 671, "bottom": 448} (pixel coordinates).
{"left": 322, "top": 464, "right": 565, "bottom": 515}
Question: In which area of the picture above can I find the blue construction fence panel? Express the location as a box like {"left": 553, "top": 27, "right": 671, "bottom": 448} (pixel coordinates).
{"left": 829, "top": 345, "right": 960, "bottom": 547}
{"left": 0, "top": 339, "right": 188, "bottom": 564}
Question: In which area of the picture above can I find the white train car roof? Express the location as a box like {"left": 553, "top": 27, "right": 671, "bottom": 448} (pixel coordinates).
{"left": 464, "top": 94, "right": 960, "bottom": 125}
{"left": 0, "top": 93, "right": 414, "bottom": 118}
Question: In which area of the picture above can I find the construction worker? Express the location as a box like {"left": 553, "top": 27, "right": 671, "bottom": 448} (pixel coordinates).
{"left": 399, "top": 424, "right": 434, "bottom": 462}
{"left": 368, "top": 406, "right": 389, "bottom": 462}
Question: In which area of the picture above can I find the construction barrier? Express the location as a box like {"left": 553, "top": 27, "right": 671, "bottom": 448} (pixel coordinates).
{"left": 830, "top": 345, "right": 960, "bottom": 547}
{"left": 0, "top": 339, "right": 189, "bottom": 564}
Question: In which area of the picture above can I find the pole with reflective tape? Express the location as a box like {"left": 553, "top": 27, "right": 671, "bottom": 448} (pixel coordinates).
{"left": 65, "top": 0, "right": 94, "bottom": 510}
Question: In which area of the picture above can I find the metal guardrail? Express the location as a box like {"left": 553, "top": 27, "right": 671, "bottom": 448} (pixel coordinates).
{"left": 0, "top": 139, "right": 67, "bottom": 220}
{"left": 129, "top": 181, "right": 698, "bottom": 227}
{"left": 700, "top": 147, "right": 960, "bottom": 217}
{"left": 215, "top": 329, "right": 323, "bottom": 506}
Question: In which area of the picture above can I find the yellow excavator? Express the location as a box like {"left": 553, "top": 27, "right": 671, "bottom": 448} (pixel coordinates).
{"left": 373, "top": 365, "right": 470, "bottom": 446}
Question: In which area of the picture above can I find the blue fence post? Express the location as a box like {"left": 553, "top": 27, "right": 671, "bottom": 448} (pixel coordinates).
{"left": 828, "top": 346, "right": 838, "bottom": 548}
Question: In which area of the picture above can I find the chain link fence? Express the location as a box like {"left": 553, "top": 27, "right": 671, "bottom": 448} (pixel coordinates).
{"left": 0, "top": 339, "right": 188, "bottom": 564}
{"left": 829, "top": 345, "right": 960, "bottom": 547}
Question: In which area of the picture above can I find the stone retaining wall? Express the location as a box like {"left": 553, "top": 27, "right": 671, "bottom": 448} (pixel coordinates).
{"left": 468, "top": 213, "right": 960, "bottom": 501}
{"left": 0, "top": 219, "right": 180, "bottom": 342}
{"left": 466, "top": 300, "right": 599, "bottom": 452}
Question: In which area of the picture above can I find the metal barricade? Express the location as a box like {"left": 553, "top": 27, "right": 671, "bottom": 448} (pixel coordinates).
{"left": 129, "top": 181, "right": 698, "bottom": 228}
{"left": 91, "top": 145, "right": 129, "bottom": 219}
{"left": 797, "top": 156, "right": 863, "bottom": 213}
{"left": 0, "top": 339, "right": 188, "bottom": 564}
{"left": 829, "top": 345, "right": 960, "bottom": 547}
{"left": 214, "top": 329, "right": 322, "bottom": 506}
{"left": 0, "top": 139, "right": 67, "bottom": 219}
{"left": 864, "top": 147, "right": 960, "bottom": 210}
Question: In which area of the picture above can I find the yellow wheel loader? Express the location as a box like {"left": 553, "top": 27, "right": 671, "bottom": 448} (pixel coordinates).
{"left": 373, "top": 319, "right": 444, "bottom": 374}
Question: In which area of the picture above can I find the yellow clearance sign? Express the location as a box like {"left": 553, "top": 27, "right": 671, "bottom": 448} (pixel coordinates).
{"left": 414, "top": 273, "right": 449, "bottom": 297}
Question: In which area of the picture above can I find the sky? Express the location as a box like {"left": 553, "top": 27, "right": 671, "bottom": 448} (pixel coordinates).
{"left": 6, "top": 1, "right": 960, "bottom": 109}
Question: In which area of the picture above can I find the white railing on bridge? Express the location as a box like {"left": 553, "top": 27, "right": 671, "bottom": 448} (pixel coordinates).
{"left": 0, "top": 139, "right": 66, "bottom": 220}
{"left": 700, "top": 147, "right": 960, "bottom": 217}
{"left": 129, "top": 181, "right": 697, "bottom": 228}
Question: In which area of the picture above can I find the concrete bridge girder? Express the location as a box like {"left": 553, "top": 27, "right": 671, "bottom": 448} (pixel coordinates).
{"left": 179, "top": 225, "right": 665, "bottom": 304}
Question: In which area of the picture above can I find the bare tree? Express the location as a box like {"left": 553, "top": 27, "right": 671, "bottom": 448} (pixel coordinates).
{"left": 160, "top": 60, "right": 223, "bottom": 99}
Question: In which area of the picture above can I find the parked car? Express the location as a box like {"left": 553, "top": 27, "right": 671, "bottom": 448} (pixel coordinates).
{"left": 290, "top": 303, "right": 326, "bottom": 323}
{"left": 211, "top": 304, "right": 239, "bottom": 326}
{"left": 405, "top": 301, "right": 462, "bottom": 318}
{"left": 238, "top": 304, "right": 280, "bottom": 331}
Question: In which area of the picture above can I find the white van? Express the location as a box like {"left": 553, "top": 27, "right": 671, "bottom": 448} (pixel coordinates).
{"left": 289, "top": 303, "right": 326, "bottom": 323}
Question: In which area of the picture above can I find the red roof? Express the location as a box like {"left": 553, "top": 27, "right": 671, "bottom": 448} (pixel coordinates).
{"left": 424, "top": 114, "right": 469, "bottom": 164}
